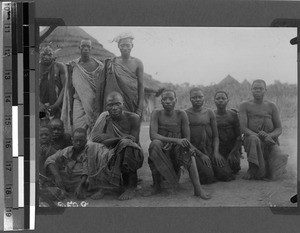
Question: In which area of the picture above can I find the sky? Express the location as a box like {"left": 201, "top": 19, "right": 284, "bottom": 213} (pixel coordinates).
{"left": 80, "top": 26, "right": 297, "bottom": 86}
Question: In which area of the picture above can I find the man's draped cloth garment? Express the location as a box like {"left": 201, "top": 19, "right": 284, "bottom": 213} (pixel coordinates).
{"left": 244, "top": 113, "right": 288, "bottom": 179}
{"left": 61, "top": 58, "right": 103, "bottom": 134}
{"left": 97, "top": 58, "right": 139, "bottom": 114}
{"left": 88, "top": 112, "right": 144, "bottom": 189}
{"left": 185, "top": 109, "right": 233, "bottom": 184}
{"left": 39, "top": 62, "right": 64, "bottom": 119}
{"left": 148, "top": 122, "right": 192, "bottom": 188}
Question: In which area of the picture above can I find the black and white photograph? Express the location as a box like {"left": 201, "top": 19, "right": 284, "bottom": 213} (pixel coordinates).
{"left": 37, "top": 26, "right": 297, "bottom": 208}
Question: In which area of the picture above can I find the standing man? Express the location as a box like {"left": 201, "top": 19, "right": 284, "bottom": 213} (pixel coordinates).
{"left": 147, "top": 89, "right": 210, "bottom": 199}
{"left": 39, "top": 46, "right": 67, "bottom": 119}
{"left": 96, "top": 32, "right": 144, "bottom": 118}
{"left": 239, "top": 79, "right": 288, "bottom": 180}
{"left": 61, "top": 40, "right": 103, "bottom": 134}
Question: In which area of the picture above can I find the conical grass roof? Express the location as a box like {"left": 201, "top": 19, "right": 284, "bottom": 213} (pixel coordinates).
{"left": 40, "top": 26, "right": 114, "bottom": 63}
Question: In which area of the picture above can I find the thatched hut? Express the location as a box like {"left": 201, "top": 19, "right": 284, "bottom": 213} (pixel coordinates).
{"left": 40, "top": 26, "right": 162, "bottom": 121}
{"left": 40, "top": 26, "right": 114, "bottom": 63}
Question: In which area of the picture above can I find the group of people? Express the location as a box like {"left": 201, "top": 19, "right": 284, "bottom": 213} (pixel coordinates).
{"left": 39, "top": 33, "right": 289, "bottom": 203}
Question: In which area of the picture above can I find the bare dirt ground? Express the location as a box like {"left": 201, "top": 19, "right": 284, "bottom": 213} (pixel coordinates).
{"left": 73, "top": 121, "right": 297, "bottom": 208}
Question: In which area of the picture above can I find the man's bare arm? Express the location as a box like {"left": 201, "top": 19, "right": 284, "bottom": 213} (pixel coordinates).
{"left": 50, "top": 63, "right": 66, "bottom": 110}
{"left": 92, "top": 134, "right": 116, "bottom": 143}
{"left": 209, "top": 109, "right": 220, "bottom": 155}
{"left": 129, "top": 113, "right": 141, "bottom": 143}
{"left": 230, "top": 111, "right": 243, "bottom": 155}
{"left": 66, "top": 64, "right": 75, "bottom": 117}
{"left": 268, "top": 102, "right": 282, "bottom": 138}
{"left": 239, "top": 102, "right": 257, "bottom": 137}
{"left": 95, "top": 67, "right": 106, "bottom": 116}
{"left": 45, "top": 150, "right": 65, "bottom": 189}
{"left": 91, "top": 126, "right": 120, "bottom": 145}
{"left": 209, "top": 109, "right": 225, "bottom": 166}
{"left": 136, "top": 59, "right": 144, "bottom": 117}
{"left": 181, "top": 111, "right": 190, "bottom": 141}
{"left": 47, "top": 163, "right": 60, "bottom": 178}
{"left": 39, "top": 64, "right": 48, "bottom": 112}
{"left": 92, "top": 114, "right": 140, "bottom": 144}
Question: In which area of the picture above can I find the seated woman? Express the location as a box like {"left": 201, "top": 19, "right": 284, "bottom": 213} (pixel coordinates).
{"left": 214, "top": 91, "right": 242, "bottom": 175}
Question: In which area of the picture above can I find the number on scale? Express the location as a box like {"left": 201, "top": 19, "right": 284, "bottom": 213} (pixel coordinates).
{"left": 5, "top": 140, "right": 12, "bottom": 149}
{"left": 5, "top": 95, "right": 11, "bottom": 103}
{"left": 4, "top": 48, "right": 11, "bottom": 57}
{"left": 6, "top": 161, "right": 12, "bottom": 171}
{"left": 4, "top": 72, "right": 11, "bottom": 80}
{"left": 4, "top": 24, "right": 11, "bottom": 33}
{"left": 5, "top": 208, "right": 12, "bottom": 218}
{"left": 5, "top": 117, "right": 11, "bottom": 126}
{"left": 3, "top": 4, "right": 11, "bottom": 21}
{"left": 5, "top": 186, "right": 12, "bottom": 195}
{"left": 3, "top": 5, "right": 11, "bottom": 12}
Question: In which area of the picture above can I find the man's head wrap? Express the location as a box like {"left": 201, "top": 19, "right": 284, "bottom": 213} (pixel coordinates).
{"left": 111, "top": 32, "right": 134, "bottom": 43}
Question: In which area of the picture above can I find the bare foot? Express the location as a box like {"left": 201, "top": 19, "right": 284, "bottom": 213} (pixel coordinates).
{"left": 254, "top": 174, "right": 265, "bottom": 180}
{"left": 90, "top": 189, "right": 105, "bottom": 200}
{"left": 244, "top": 163, "right": 264, "bottom": 180}
{"left": 242, "top": 170, "right": 255, "bottom": 180}
{"left": 137, "top": 178, "right": 143, "bottom": 183}
{"left": 165, "top": 187, "right": 179, "bottom": 195}
{"left": 194, "top": 189, "right": 211, "bottom": 200}
{"left": 142, "top": 187, "right": 162, "bottom": 197}
{"left": 118, "top": 188, "right": 135, "bottom": 201}
{"left": 262, "top": 178, "right": 271, "bottom": 182}
{"left": 135, "top": 185, "right": 142, "bottom": 191}
{"left": 56, "top": 188, "right": 68, "bottom": 200}
{"left": 224, "top": 175, "right": 235, "bottom": 182}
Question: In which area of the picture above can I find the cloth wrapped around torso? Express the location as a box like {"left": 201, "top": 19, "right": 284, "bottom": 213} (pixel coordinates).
{"left": 87, "top": 112, "right": 144, "bottom": 189}
{"left": 97, "top": 58, "right": 139, "bottom": 114}
{"left": 61, "top": 57, "right": 103, "bottom": 134}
